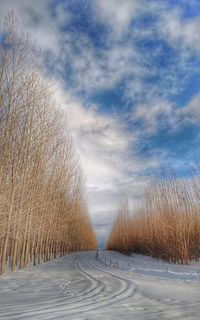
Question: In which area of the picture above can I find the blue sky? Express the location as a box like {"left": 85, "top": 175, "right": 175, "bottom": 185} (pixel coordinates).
{"left": 1, "top": 0, "right": 200, "bottom": 246}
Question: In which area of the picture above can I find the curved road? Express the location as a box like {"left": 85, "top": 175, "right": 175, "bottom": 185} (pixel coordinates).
{"left": 0, "top": 251, "right": 199, "bottom": 319}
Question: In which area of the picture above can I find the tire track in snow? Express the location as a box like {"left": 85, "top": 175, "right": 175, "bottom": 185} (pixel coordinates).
{"left": 0, "top": 253, "right": 137, "bottom": 319}
{"left": 89, "top": 255, "right": 200, "bottom": 319}
{"left": 0, "top": 256, "right": 105, "bottom": 319}
{"left": 0, "top": 251, "right": 200, "bottom": 319}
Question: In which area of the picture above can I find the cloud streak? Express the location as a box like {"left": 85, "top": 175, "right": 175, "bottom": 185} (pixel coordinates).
{"left": 53, "top": 85, "right": 154, "bottom": 243}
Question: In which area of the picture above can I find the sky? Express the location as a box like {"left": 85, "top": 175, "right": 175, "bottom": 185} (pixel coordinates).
{"left": 0, "top": 0, "right": 200, "bottom": 247}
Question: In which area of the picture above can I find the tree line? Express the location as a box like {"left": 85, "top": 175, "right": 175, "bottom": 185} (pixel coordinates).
{"left": 0, "top": 14, "right": 97, "bottom": 274}
{"left": 105, "top": 167, "right": 200, "bottom": 264}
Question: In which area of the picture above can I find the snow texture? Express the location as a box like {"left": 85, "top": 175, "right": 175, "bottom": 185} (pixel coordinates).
{"left": 0, "top": 251, "right": 199, "bottom": 319}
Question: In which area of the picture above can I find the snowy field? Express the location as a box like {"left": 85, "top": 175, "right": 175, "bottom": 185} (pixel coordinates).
{"left": 0, "top": 251, "right": 200, "bottom": 320}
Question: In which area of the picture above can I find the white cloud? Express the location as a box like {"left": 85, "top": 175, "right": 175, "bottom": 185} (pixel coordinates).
{"left": 0, "top": 1, "right": 143, "bottom": 94}
{"left": 179, "top": 92, "right": 200, "bottom": 123}
{"left": 53, "top": 83, "right": 157, "bottom": 243}
{"left": 1, "top": 0, "right": 198, "bottom": 102}
{"left": 131, "top": 92, "right": 200, "bottom": 137}
{"left": 0, "top": 0, "right": 70, "bottom": 54}
{"left": 92, "top": 0, "right": 141, "bottom": 38}
{"left": 58, "top": 33, "right": 144, "bottom": 93}
{"left": 160, "top": 10, "right": 200, "bottom": 53}
{"left": 132, "top": 99, "right": 175, "bottom": 134}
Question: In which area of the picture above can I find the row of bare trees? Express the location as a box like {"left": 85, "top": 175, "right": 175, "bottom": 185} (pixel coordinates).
{"left": 0, "top": 14, "right": 97, "bottom": 274}
{"left": 105, "top": 168, "right": 200, "bottom": 264}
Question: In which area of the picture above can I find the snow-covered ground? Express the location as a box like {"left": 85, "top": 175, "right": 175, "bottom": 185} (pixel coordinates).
{"left": 0, "top": 251, "right": 199, "bottom": 319}
{"left": 99, "top": 251, "right": 200, "bottom": 283}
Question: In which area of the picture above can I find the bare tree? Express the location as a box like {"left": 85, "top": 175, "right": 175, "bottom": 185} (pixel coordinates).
{"left": 105, "top": 168, "right": 200, "bottom": 264}
{"left": 0, "top": 13, "right": 97, "bottom": 274}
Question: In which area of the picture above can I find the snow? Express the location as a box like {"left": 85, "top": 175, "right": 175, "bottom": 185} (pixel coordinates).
{"left": 99, "top": 251, "right": 200, "bottom": 283}
{"left": 0, "top": 251, "right": 199, "bottom": 319}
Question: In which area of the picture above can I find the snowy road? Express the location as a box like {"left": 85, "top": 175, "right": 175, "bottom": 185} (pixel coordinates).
{"left": 0, "top": 251, "right": 199, "bottom": 319}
